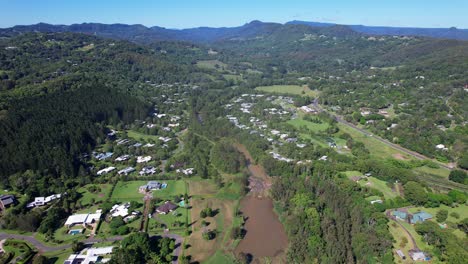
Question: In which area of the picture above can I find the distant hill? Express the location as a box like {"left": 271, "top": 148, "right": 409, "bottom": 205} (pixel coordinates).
{"left": 0, "top": 21, "right": 286, "bottom": 44}
{"left": 287, "top": 20, "right": 468, "bottom": 40}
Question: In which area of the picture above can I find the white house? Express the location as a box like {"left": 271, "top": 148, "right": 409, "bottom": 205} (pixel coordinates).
{"left": 137, "top": 156, "right": 152, "bottom": 163}
{"left": 27, "top": 193, "right": 62, "bottom": 208}
{"left": 97, "top": 167, "right": 116, "bottom": 176}
{"left": 64, "top": 212, "right": 101, "bottom": 227}
{"left": 64, "top": 246, "right": 114, "bottom": 264}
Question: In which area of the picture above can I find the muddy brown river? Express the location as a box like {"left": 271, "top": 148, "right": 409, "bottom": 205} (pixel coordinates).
{"left": 234, "top": 144, "right": 288, "bottom": 263}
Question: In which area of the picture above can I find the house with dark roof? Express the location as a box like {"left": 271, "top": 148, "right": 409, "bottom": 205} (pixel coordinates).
{"left": 155, "top": 201, "right": 177, "bottom": 215}
{"left": 0, "top": 195, "right": 16, "bottom": 210}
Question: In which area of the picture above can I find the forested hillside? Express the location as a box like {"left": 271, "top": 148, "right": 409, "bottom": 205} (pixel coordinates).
{"left": 0, "top": 33, "right": 209, "bottom": 195}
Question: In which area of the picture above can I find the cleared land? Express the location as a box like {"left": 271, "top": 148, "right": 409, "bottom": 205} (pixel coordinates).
{"left": 388, "top": 221, "right": 415, "bottom": 264}
{"left": 196, "top": 60, "right": 228, "bottom": 70}
{"left": 256, "top": 84, "right": 318, "bottom": 97}
{"left": 344, "top": 171, "right": 398, "bottom": 199}
{"left": 111, "top": 180, "right": 186, "bottom": 202}
{"left": 77, "top": 184, "right": 112, "bottom": 207}
{"left": 338, "top": 123, "right": 414, "bottom": 160}
{"left": 186, "top": 198, "right": 238, "bottom": 263}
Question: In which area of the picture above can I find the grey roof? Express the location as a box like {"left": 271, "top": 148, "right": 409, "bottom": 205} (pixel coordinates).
{"left": 0, "top": 195, "right": 15, "bottom": 206}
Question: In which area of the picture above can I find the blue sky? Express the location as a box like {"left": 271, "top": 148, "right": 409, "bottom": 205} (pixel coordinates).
{"left": 1, "top": 0, "right": 467, "bottom": 29}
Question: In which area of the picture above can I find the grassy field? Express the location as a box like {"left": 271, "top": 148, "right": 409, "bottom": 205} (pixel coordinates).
{"left": 111, "top": 181, "right": 146, "bottom": 202}
{"left": 414, "top": 166, "right": 450, "bottom": 179}
{"left": 203, "top": 251, "right": 236, "bottom": 264}
{"left": 408, "top": 204, "right": 468, "bottom": 224}
{"left": 77, "top": 184, "right": 112, "bottom": 207}
{"left": 338, "top": 123, "right": 413, "bottom": 160}
{"left": 344, "top": 171, "right": 398, "bottom": 199}
{"left": 388, "top": 221, "right": 415, "bottom": 264}
{"left": 111, "top": 180, "right": 186, "bottom": 202}
{"left": 255, "top": 85, "right": 318, "bottom": 97}
{"left": 196, "top": 60, "right": 228, "bottom": 70}
{"left": 288, "top": 115, "right": 329, "bottom": 133}
{"left": 44, "top": 248, "right": 73, "bottom": 264}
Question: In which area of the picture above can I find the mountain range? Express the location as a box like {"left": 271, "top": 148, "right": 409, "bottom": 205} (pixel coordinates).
{"left": 1, "top": 20, "right": 467, "bottom": 45}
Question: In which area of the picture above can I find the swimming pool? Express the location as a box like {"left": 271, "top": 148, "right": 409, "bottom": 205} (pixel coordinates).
{"left": 69, "top": 229, "right": 82, "bottom": 235}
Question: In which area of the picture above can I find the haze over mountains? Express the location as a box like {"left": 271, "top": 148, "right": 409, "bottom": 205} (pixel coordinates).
{"left": 1, "top": 20, "right": 467, "bottom": 45}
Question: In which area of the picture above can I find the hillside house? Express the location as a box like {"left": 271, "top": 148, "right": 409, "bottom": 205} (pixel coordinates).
{"left": 0, "top": 195, "right": 16, "bottom": 210}
{"left": 27, "top": 193, "right": 61, "bottom": 208}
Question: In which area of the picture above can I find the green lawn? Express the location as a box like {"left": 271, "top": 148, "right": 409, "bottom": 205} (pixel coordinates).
{"left": 414, "top": 166, "right": 450, "bottom": 179}
{"left": 338, "top": 123, "right": 413, "bottom": 160}
{"left": 408, "top": 204, "right": 468, "bottom": 224}
{"left": 344, "top": 171, "right": 397, "bottom": 199}
{"left": 196, "top": 60, "right": 227, "bottom": 70}
{"left": 388, "top": 221, "right": 414, "bottom": 264}
{"left": 77, "top": 184, "right": 112, "bottom": 207}
{"left": 255, "top": 85, "right": 318, "bottom": 97}
{"left": 153, "top": 206, "right": 189, "bottom": 229}
{"left": 288, "top": 116, "right": 329, "bottom": 133}
{"left": 203, "top": 251, "right": 236, "bottom": 264}
{"left": 152, "top": 180, "right": 187, "bottom": 200}
{"left": 111, "top": 181, "right": 146, "bottom": 202}
{"left": 2, "top": 239, "right": 35, "bottom": 263}
{"left": 53, "top": 225, "right": 91, "bottom": 243}
{"left": 44, "top": 248, "right": 73, "bottom": 264}
{"left": 111, "top": 180, "right": 187, "bottom": 202}
{"left": 215, "top": 181, "right": 242, "bottom": 200}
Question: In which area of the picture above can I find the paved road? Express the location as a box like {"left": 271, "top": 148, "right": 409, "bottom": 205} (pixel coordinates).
{"left": 0, "top": 233, "right": 124, "bottom": 253}
{"left": 312, "top": 98, "right": 453, "bottom": 170}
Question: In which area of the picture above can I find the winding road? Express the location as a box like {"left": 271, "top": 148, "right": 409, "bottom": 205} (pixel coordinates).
{"left": 312, "top": 98, "right": 454, "bottom": 170}
{"left": 0, "top": 233, "right": 124, "bottom": 252}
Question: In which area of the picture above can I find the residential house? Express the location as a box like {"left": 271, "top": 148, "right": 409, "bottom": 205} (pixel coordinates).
{"left": 97, "top": 166, "right": 116, "bottom": 176}
{"left": 409, "top": 250, "right": 429, "bottom": 261}
{"left": 93, "top": 152, "right": 113, "bottom": 161}
{"left": 392, "top": 210, "right": 408, "bottom": 221}
{"left": 0, "top": 195, "right": 16, "bottom": 210}
{"left": 137, "top": 156, "right": 152, "bottom": 163}
{"left": 27, "top": 193, "right": 61, "bottom": 208}
{"left": 410, "top": 211, "right": 432, "bottom": 224}
{"left": 156, "top": 201, "right": 178, "bottom": 215}
{"left": 139, "top": 181, "right": 165, "bottom": 193}
{"left": 64, "top": 212, "right": 101, "bottom": 228}
{"left": 64, "top": 246, "right": 114, "bottom": 264}
{"left": 118, "top": 167, "right": 135, "bottom": 176}
{"left": 139, "top": 166, "right": 157, "bottom": 176}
